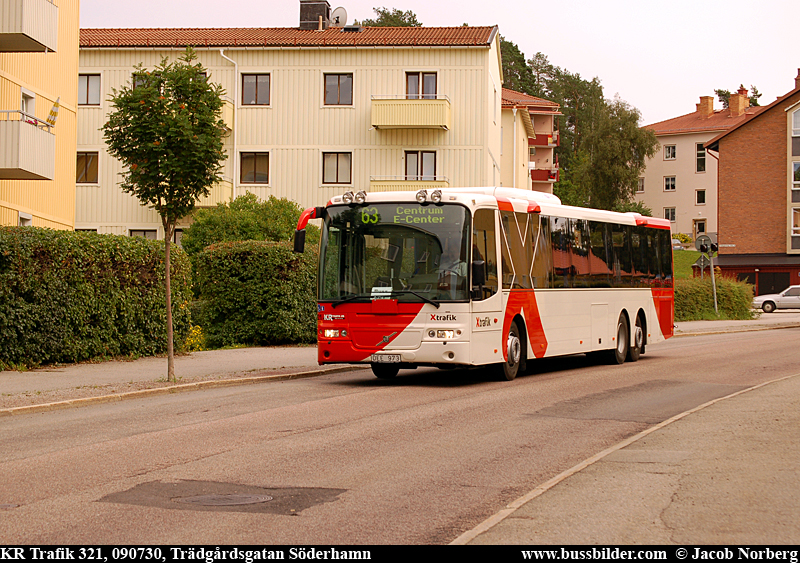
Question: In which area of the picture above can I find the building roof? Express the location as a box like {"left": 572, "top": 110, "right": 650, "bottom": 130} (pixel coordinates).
{"left": 80, "top": 26, "right": 498, "bottom": 49}
{"left": 705, "top": 86, "right": 800, "bottom": 151}
{"left": 644, "top": 105, "right": 765, "bottom": 136}
{"left": 501, "top": 88, "right": 559, "bottom": 111}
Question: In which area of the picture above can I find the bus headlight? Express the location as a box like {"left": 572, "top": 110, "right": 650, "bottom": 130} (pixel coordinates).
{"left": 354, "top": 191, "right": 367, "bottom": 204}
{"left": 342, "top": 191, "right": 354, "bottom": 204}
{"left": 430, "top": 189, "right": 442, "bottom": 203}
{"left": 416, "top": 189, "right": 428, "bottom": 203}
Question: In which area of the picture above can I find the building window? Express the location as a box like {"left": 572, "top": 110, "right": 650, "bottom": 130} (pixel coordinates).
{"left": 664, "top": 145, "right": 676, "bottom": 160}
{"left": 664, "top": 176, "right": 676, "bottom": 191}
{"left": 242, "top": 74, "right": 270, "bottom": 106}
{"left": 130, "top": 230, "right": 157, "bottom": 240}
{"left": 76, "top": 152, "right": 99, "bottom": 184}
{"left": 324, "top": 74, "right": 353, "bottom": 106}
{"left": 240, "top": 152, "right": 269, "bottom": 184}
{"left": 78, "top": 74, "right": 101, "bottom": 106}
{"left": 21, "top": 89, "right": 34, "bottom": 118}
{"left": 792, "top": 109, "right": 800, "bottom": 157}
{"left": 636, "top": 178, "right": 644, "bottom": 193}
{"left": 696, "top": 143, "right": 706, "bottom": 172}
{"left": 793, "top": 209, "right": 800, "bottom": 249}
{"left": 405, "top": 151, "right": 436, "bottom": 181}
{"left": 322, "top": 152, "right": 351, "bottom": 184}
{"left": 664, "top": 208, "right": 676, "bottom": 222}
{"left": 695, "top": 220, "right": 706, "bottom": 236}
{"left": 794, "top": 162, "right": 800, "bottom": 191}
{"left": 696, "top": 190, "right": 706, "bottom": 205}
{"left": 173, "top": 229, "right": 183, "bottom": 247}
{"left": 406, "top": 72, "right": 437, "bottom": 99}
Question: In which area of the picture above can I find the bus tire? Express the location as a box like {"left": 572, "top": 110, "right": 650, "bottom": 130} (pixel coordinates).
{"left": 627, "top": 314, "right": 644, "bottom": 363}
{"left": 610, "top": 315, "right": 628, "bottom": 365}
{"left": 496, "top": 320, "right": 523, "bottom": 381}
{"left": 371, "top": 364, "right": 400, "bottom": 379}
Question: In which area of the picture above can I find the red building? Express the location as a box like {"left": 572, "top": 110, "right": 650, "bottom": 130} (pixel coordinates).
{"left": 706, "top": 72, "right": 800, "bottom": 295}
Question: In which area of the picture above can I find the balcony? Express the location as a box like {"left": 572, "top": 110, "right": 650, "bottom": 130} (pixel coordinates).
{"left": 0, "top": 110, "right": 55, "bottom": 180}
{"left": 530, "top": 168, "right": 559, "bottom": 183}
{"left": 221, "top": 97, "right": 234, "bottom": 134}
{"left": 529, "top": 131, "right": 559, "bottom": 147}
{"left": 371, "top": 96, "right": 451, "bottom": 130}
{"left": 369, "top": 175, "right": 450, "bottom": 192}
{"left": 0, "top": 0, "right": 58, "bottom": 52}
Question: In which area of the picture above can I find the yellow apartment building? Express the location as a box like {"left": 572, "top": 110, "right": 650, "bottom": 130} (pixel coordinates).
{"left": 76, "top": 0, "right": 508, "bottom": 239}
{"left": 0, "top": 0, "right": 78, "bottom": 229}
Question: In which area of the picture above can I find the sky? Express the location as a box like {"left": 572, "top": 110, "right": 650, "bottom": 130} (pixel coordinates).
{"left": 79, "top": 0, "right": 798, "bottom": 126}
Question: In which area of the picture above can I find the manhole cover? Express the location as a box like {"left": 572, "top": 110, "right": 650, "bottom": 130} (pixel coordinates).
{"left": 174, "top": 494, "right": 273, "bottom": 506}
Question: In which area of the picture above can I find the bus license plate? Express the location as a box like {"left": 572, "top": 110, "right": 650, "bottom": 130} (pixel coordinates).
{"left": 371, "top": 354, "right": 400, "bottom": 363}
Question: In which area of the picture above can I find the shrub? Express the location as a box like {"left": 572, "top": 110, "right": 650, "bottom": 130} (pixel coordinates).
{"left": 674, "top": 275, "right": 755, "bottom": 321}
{"left": 182, "top": 193, "right": 320, "bottom": 259}
{"left": 194, "top": 240, "right": 317, "bottom": 347}
{"left": 0, "top": 227, "right": 192, "bottom": 368}
{"left": 674, "top": 232, "right": 693, "bottom": 244}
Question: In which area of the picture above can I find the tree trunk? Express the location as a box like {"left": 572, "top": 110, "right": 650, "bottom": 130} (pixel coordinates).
{"left": 164, "top": 220, "right": 175, "bottom": 383}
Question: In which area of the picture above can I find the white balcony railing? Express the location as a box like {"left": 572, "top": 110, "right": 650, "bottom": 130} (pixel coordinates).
{"left": 0, "top": 110, "right": 56, "bottom": 180}
{"left": 0, "top": 0, "right": 59, "bottom": 52}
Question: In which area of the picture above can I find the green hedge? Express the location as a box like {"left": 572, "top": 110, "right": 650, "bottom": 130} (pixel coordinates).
{"left": 0, "top": 227, "right": 192, "bottom": 368}
{"left": 674, "top": 275, "right": 756, "bottom": 321}
{"left": 194, "top": 240, "right": 318, "bottom": 347}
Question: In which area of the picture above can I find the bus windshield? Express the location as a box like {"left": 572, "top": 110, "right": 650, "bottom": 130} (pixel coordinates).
{"left": 319, "top": 203, "right": 471, "bottom": 303}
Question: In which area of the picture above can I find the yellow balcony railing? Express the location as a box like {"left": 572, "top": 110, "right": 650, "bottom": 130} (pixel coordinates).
{"left": 0, "top": 0, "right": 58, "bottom": 52}
{"left": 371, "top": 96, "right": 451, "bottom": 130}
{"left": 0, "top": 110, "right": 55, "bottom": 180}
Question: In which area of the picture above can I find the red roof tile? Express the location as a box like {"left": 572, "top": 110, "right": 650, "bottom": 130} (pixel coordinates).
{"left": 644, "top": 105, "right": 766, "bottom": 136}
{"left": 80, "top": 26, "right": 498, "bottom": 48}
{"left": 501, "top": 88, "right": 559, "bottom": 110}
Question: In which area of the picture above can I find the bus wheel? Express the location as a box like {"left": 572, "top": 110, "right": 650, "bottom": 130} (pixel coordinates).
{"left": 496, "top": 321, "right": 523, "bottom": 381}
{"left": 610, "top": 315, "right": 628, "bottom": 365}
{"left": 627, "top": 315, "right": 644, "bottom": 363}
{"left": 371, "top": 364, "right": 400, "bottom": 379}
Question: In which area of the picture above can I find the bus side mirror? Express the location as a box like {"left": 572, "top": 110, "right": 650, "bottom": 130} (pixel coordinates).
{"left": 472, "top": 259, "right": 486, "bottom": 287}
{"left": 293, "top": 229, "right": 306, "bottom": 253}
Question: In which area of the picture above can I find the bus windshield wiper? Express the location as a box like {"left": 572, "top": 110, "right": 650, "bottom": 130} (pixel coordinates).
{"left": 388, "top": 290, "right": 441, "bottom": 308}
{"left": 330, "top": 295, "right": 371, "bottom": 308}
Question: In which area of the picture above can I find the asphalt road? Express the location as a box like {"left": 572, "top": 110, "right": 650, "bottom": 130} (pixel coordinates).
{"left": 2, "top": 328, "right": 798, "bottom": 544}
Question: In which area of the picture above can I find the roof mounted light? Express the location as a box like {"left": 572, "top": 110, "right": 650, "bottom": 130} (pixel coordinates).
{"left": 416, "top": 189, "right": 428, "bottom": 204}
{"left": 430, "top": 189, "right": 442, "bottom": 203}
{"left": 354, "top": 190, "right": 367, "bottom": 204}
{"left": 342, "top": 191, "right": 354, "bottom": 204}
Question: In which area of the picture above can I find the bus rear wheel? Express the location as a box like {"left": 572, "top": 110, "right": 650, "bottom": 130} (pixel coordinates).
{"left": 627, "top": 315, "right": 644, "bottom": 363}
{"left": 610, "top": 315, "right": 629, "bottom": 365}
{"left": 371, "top": 364, "right": 399, "bottom": 379}
{"left": 496, "top": 321, "right": 523, "bottom": 381}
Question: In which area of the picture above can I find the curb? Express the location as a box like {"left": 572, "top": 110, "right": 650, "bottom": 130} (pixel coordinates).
{"left": 674, "top": 322, "right": 800, "bottom": 338}
{"left": 0, "top": 365, "right": 367, "bottom": 418}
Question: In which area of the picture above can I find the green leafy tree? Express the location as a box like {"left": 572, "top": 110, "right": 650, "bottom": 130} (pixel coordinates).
{"left": 182, "top": 193, "right": 319, "bottom": 259}
{"left": 357, "top": 7, "right": 422, "bottom": 26}
{"left": 715, "top": 84, "right": 761, "bottom": 108}
{"left": 102, "top": 48, "right": 226, "bottom": 382}
{"left": 500, "top": 37, "right": 536, "bottom": 96}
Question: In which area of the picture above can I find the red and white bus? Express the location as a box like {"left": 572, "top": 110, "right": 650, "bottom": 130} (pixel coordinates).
{"left": 294, "top": 187, "right": 673, "bottom": 380}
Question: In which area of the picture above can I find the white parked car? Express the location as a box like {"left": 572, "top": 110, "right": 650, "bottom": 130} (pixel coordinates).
{"left": 753, "top": 285, "right": 800, "bottom": 313}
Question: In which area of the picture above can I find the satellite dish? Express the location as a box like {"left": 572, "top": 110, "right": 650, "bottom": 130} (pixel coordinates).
{"left": 331, "top": 6, "right": 348, "bottom": 27}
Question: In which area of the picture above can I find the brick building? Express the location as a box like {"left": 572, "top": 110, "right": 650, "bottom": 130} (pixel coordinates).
{"left": 706, "top": 72, "right": 800, "bottom": 295}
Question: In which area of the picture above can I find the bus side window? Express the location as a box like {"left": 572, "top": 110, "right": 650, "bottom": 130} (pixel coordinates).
{"left": 472, "top": 209, "right": 498, "bottom": 300}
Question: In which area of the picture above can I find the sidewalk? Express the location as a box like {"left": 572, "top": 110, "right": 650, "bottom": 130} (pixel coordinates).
{"left": 2, "top": 311, "right": 799, "bottom": 414}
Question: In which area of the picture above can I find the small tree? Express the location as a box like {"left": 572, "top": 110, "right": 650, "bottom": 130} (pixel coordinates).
{"left": 357, "top": 7, "right": 422, "bottom": 26}
{"left": 103, "top": 48, "right": 226, "bottom": 382}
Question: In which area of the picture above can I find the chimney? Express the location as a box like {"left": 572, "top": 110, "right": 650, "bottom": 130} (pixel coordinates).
{"left": 795, "top": 68, "right": 800, "bottom": 90}
{"left": 696, "top": 96, "right": 714, "bottom": 118}
{"left": 729, "top": 87, "right": 750, "bottom": 117}
{"left": 299, "top": 0, "right": 331, "bottom": 30}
